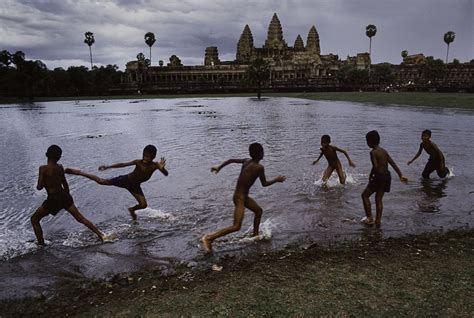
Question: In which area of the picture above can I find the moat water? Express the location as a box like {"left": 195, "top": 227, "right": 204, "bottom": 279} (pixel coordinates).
{"left": 0, "top": 97, "right": 472, "bottom": 298}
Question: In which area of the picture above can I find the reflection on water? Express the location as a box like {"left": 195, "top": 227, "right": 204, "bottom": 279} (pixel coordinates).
{"left": 417, "top": 178, "right": 448, "bottom": 213}
{"left": 0, "top": 97, "right": 473, "bottom": 298}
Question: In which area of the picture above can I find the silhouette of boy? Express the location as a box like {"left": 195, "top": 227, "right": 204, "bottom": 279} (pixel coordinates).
{"left": 31, "top": 145, "right": 105, "bottom": 246}
{"left": 66, "top": 145, "right": 168, "bottom": 221}
{"left": 408, "top": 129, "right": 450, "bottom": 179}
{"left": 201, "top": 143, "right": 285, "bottom": 253}
{"left": 361, "top": 131, "right": 408, "bottom": 225}
{"left": 313, "top": 134, "right": 355, "bottom": 184}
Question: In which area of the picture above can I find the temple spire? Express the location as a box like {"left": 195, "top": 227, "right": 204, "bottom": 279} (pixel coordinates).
{"left": 264, "top": 13, "right": 287, "bottom": 50}
{"left": 306, "top": 25, "right": 320, "bottom": 55}
{"left": 236, "top": 24, "right": 254, "bottom": 63}
{"left": 294, "top": 34, "right": 304, "bottom": 51}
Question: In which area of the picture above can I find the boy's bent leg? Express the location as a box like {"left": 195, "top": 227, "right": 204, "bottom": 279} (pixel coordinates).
{"left": 66, "top": 204, "right": 104, "bottom": 241}
{"left": 361, "top": 187, "right": 375, "bottom": 224}
{"left": 335, "top": 162, "right": 346, "bottom": 184}
{"left": 374, "top": 191, "right": 385, "bottom": 225}
{"left": 31, "top": 206, "right": 49, "bottom": 246}
{"left": 422, "top": 162, "right": 435, "bottom": 179}
{"left": 245, "top": 196, "right": 263, "bottom": 236}
{"left": 65, "top": 169, "right": 109, "bottom": 185}
{"left": 322, "top": 166, "right": 334, "bottom": 182}
{"left": 129, "top": 192, "right": 147, "bottom": 221}
{"left": 203, "top": 198, "right": 245, "bottom": 253}
{"left": 437, "top": 165, "right": 449, "bottom": 178}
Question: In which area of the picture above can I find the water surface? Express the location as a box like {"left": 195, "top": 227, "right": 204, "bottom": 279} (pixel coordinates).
{"left": 0, "top": 97, "right": 472, "bottom": 298}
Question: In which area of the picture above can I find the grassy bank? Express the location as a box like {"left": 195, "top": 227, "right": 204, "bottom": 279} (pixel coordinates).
{"left": 1, "top": 92, "right": 473, "bottom": 109}
{"left": 2, "top": 229, "right": 473, "bottom": 317}
{"left": 284, "top": 91, "right": 474, "bottom": 108}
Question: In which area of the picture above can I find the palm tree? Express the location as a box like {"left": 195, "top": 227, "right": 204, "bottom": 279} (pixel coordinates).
{"left": 247, "top": 58, "right": 270, "bottom": 100}
{"left": 0, "top": 50, "right": 12, "bottom": 67}
{"left": 365, "top": 24, "right": 377, "bottom": 76}
{"left": 137, "top": 52, "right": 145, "bottom": 61}
{"left": 11, "top": 51, "right": 25, "bottom": 68}
{"left": 443, "top": 31, "right": 455, "bottom": 64}
{"left": 84, "top": 31, "right": 95, "bottom": 69}
{"left": 401, "top": 50, "right": 408, "bottom": 59}
{"left": 144, "top": 32, "right": 156, "bottom": 65}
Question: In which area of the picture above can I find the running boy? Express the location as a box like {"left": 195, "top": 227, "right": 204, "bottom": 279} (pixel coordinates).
{"left": 31, "top": 145, "right": 105, "bottom": 246}
{"left": 407, "top": 129, "right": 449, "bottom": 179}
{"left": 361, "top": 131, "right": 408, "bottom": 225}
{"left": 312, "top": 134, "right": 355, "bottom": 184}
{"left": 66, "top": 145, "right": 168, "bottom": 221}
{"left": 201, "top": 143, "right": 285, "bottom": 253}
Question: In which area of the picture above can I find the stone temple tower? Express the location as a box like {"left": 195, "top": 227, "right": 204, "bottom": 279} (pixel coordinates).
{"left": 306, "top": 25, "right": 321, "bottom": 55}
{"left": 294, "top": 34, "right": 304, "bottom": 51}
{"left": 264, "top": 13, "right": 287, "bottom": 50}
{"left": 236, "top": 24, "right": 254, "bottom": 63}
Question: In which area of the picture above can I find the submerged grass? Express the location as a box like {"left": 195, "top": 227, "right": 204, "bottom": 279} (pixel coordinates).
{"left": 1, "top": 92, "right": 473, "bottom": 109}
{"left": 2, "top": 229, "right": 473, "bottom": 317}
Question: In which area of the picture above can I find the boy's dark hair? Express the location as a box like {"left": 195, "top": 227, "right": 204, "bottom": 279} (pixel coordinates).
{"left": 143, "top": 144, "right": 157, "bottom": 157}
{"left": 321, "top": 135, "right": 331, "bottom": 144}
{"left": 249, "top": 142, "right": 264, "bottom": 159}
{"left": 366, "top": 130, "right": 380, "bottom": 147}
{"left": 46, "top": 145, "right": 62, "bottom": 162}
{"left": 422, "top": 129, "right": 432, "bottom": 137}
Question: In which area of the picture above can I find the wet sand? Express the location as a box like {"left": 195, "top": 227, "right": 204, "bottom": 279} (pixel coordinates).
{"left": 2, "top": 228, "right": 472, "bottom": 317}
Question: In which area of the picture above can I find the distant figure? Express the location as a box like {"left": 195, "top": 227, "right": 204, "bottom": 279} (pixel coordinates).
{"left": 313, "top": 134, "right": 355, "bottom": 184}
{"left": 407, "top": 129, "right": 450, "bottom": 179}
{"left": 201, "top": 143, "right": 286, "bottom": 253}
{"left": 66, "top": 145, "right": 168, "bottom": 222}
{"left": 31, "top": 145, "right": 105, "bottom": 246}
{"left": 361, "top": 131, "right": 408, "bottom": 225}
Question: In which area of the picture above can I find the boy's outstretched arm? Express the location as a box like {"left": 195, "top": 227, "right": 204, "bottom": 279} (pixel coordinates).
{"left": 99, "top": 160, "right": 137, "bottom": 171}
{"left": 335, "top": 146, "right": 356, "bottom": 167}
{"left": 211, "top": 159, "right": 245, "bottom": 173}
{"left": 388, "top": 154, "right": 408, "bottom": 183}
{"left": 36, "top": 166, "right": 45, "bottom": 190}
{"left": 312, "top": 152, "right": 323, "bottom": 165}
{"left": 407, "top": 144, "right": 423, "bottom": 165}
{"left": 259, "top": 166, "right": 286, "bottom": 187}
{"left": 157, "top": 157, "right": 168, "bottom": 176}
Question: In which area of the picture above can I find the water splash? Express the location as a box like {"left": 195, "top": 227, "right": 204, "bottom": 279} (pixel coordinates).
{"left": 138, "top": 207, "right": 178, "bottom": 221}
{"left": 0, "top": 228, "right": 44, "bottom": 260}
{"left": 313, "top": 171, "right": 363, "bottom": 188}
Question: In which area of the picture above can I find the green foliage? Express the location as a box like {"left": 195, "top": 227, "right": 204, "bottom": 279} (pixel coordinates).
{"left": 443, "top": 31, "right": 455, "bottom": 45}
{"left": 246, "top": 58, "right": 270, "bottom": 99}
{"left": 84, "top": 31, "right": 95, "bottom": 47}
{"left": 365, "top": 24, "right": 377, "bottom": 38}
{"left": 422, "top": 57, "right": 445, "bottom": 81}
{"left": 0, "top": 51, "right": 122, "bottom": 98}
{"left": 144, "top": 32, "right": 156, "bottom": 48}
{"left": 371, "top": 63, "right": 394, "bottom": 85}
{"left": 336, "top": 64, "right": 369, "bottom": 87}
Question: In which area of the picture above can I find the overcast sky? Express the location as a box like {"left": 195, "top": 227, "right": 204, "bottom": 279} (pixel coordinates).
{"left": 1, "top": 0, "right": 472, "bottom": 70}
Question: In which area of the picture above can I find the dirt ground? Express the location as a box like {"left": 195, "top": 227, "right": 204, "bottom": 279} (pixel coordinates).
{"left": 1, "top": 228, "right": 473, "bottom": 317}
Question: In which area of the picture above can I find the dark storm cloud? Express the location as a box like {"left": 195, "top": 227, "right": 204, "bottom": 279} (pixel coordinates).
{"left": 0, "top": 0, "right": 471, "bottom": 70}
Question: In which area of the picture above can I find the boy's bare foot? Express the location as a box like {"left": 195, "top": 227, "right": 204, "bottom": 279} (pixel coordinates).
{"left": 201, "top": 235, "right": 212, "bottom": 254}
{"left": 128, "top": 208, "right": 137, "bottom": 222}
{"left": 65, "top": 168, "right": 81, "bottom": 175}
{"left": 360, "top": 216, "right": 375, "bottom": 225}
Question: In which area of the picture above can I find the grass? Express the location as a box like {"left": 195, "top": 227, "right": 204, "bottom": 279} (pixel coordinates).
{"left": 1, "top": 92, "right": 473, "bottom": 109}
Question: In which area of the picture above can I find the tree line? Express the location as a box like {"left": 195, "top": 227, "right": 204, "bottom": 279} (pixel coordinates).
{"left": 0, "top": 50, "right": 123, "bottom": 99}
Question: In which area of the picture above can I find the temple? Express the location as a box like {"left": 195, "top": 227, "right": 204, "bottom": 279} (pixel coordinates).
{"left": 120, "top": 13, "right": 473, "bottom": 93}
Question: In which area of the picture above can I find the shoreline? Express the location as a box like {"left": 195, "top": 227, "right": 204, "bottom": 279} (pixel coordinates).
{"left": 2, "top": 228, "right": 472, "bottom": 316}
{"left": 1, "top": 91, "right": 474, "bottom": 109}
